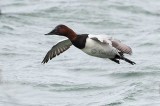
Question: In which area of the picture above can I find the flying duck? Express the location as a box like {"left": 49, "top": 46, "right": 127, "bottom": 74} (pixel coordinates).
{"left": 42, "top": 24, "right": 136, "bottom": 65}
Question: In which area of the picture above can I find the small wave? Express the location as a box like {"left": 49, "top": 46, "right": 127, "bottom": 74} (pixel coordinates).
{"left": 50, "top": 85, "right": 108, "bottom": 92}
{"left": 6, "top": 81, "right": 110, "bottom": 92}
{"left": 110, "top": 71, "right": 160, "bottom": 78}
{"left": 0, "top": 100, "right": 43, "bottom": 106}
{"left": 0, "top": 68, "right": 2, "bottom": 84}
{"left": 2, "top": 25, "right": 14, "bottom": 30}
{"left": 138, "top": 42, "right": 155, "bottom": 47}
{"left": 110, "top": 4, "right": 160, "bottom": 17}
{"left": 107, "top": 102, "right": 123, "bottom": 106}
{"left": 0, "top": 9, "right": 2, "bottom": 15}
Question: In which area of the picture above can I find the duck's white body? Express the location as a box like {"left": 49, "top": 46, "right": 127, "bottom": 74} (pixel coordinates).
{"left": 82, "top": 35, "right": 119, "bottom": 58}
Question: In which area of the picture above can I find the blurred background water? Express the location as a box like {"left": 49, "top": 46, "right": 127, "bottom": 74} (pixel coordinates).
{"left": 0, "top": 0, "right": 160, "bottom": 106}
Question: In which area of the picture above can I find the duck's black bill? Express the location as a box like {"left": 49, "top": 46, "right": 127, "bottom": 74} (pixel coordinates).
{"left": 45, "top": 33, "right": 52, "bottom": 35}
{"left": 45, "top": 29, "right": 56, "bottom": 35}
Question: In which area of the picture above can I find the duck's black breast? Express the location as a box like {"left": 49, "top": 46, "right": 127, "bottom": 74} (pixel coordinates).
{"left": 71, "top": 34, "right": 88, "bottom": 49}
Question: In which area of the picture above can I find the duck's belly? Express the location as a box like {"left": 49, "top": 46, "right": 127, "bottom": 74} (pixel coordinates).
{"left": 81, "top": 39, "right": 117, "bottom": 58}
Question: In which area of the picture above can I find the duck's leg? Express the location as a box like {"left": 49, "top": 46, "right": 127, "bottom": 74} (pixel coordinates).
{"left": 112, "top": 54, "right": 136, "bottom": 65}
{"left": 121, "top": 56, "right": 136, "bottom": 65}
{"left": 109, "top": 58, "right": 120, "bottom": 64}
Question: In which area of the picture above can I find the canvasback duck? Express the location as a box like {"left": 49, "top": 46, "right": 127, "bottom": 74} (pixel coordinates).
{"left": 42, "top": 24, "right": 136, "bottom": 65}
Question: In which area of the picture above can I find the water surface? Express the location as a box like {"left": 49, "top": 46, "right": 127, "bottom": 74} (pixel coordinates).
{"left": 0, "top": 0, "right": 160, "bottom": 106}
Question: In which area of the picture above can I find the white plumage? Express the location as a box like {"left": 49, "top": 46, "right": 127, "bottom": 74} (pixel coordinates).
{"left": 82, "top": 34, "right": 132, "bottom": 58}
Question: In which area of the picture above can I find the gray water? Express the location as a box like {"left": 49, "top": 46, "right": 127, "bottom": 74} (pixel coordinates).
{"left": 0, "top": 0, "right": 160, "bottom": 106}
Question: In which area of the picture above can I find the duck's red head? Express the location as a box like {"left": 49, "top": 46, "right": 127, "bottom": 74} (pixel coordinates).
{"left": 45, "top": 24, "right": 76, "bottom": 39}
{"left": 45, "top": 24, "right": 68, "bottom": 35}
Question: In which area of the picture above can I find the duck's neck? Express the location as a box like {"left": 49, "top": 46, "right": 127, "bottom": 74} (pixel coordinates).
{"left": 66, "top": 29, "right": 77, "bottom": 41}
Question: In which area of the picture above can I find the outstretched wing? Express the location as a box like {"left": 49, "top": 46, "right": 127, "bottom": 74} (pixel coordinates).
{"left": 111, "top": 39, "right": 132, "bottom": 55}
{"left": 42, "top": 39, "right": 72, "bottom": 64}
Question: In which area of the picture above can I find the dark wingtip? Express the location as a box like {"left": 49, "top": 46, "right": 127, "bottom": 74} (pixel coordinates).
{"left": 41, "top": 59, "right": 48, "bottom": 64}
{"left": 41, "top": 58, "right": 48, "bottom": 64}
{"left": 41, "top": 61, "right": 45, "bottom": 64}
